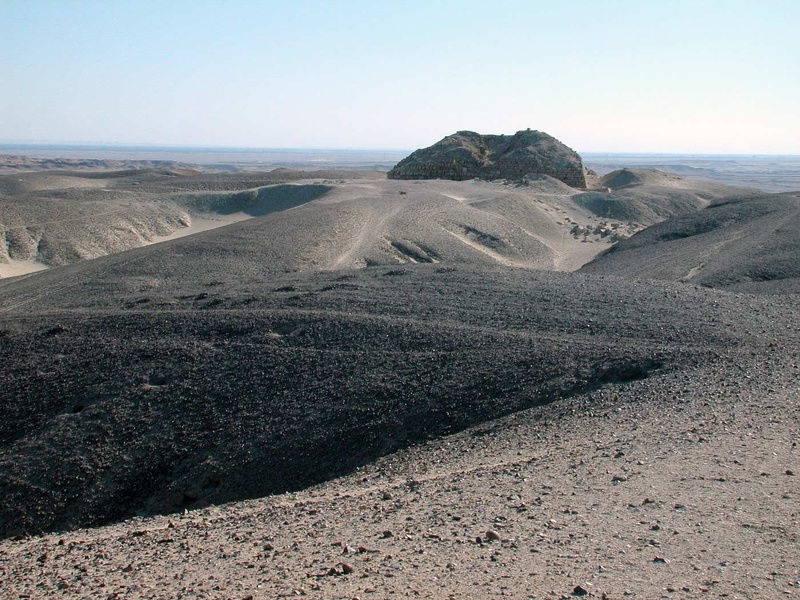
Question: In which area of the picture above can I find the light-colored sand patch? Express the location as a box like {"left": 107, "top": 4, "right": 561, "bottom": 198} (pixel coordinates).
{"left": 444, "top": 228, "right": 527, "bottom": 268}
{"left": 440, "top": 192, "right": 467, "bottom": 202}
{"left": 682, "top": 263, "right": 705, "bottom": 282}
{"left": 553, "top": 236, "right": 615, "bottom": 271}
{"left": 0, "top": 259, "right": 49, "bottom": 279}
{"left": 332, "top": 206, "right": 402, "bottom": 268}
{"left": 147, "top": 213, "right": 251, "bottom": 245}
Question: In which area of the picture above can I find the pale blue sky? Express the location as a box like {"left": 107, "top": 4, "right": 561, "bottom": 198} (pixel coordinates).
{"left": 2, "top": 0, "right": 798, "bottom": 152}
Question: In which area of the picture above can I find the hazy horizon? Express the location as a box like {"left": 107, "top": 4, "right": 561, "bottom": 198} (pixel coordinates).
{"left": 3, "top": 0, "right": 798, "bottom": 154}
{"left": 2, "top": 141, "right": 799, "bottom": 159}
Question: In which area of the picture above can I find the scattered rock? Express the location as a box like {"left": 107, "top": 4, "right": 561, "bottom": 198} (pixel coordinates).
{"left": 485, "top": 529, "right": 501, "bottom": 541}
{"left": 317, "top": 561, "right": 355, "bottom": 577}
{"left": 44, "top": 324, "right": 67, "bottom": 336}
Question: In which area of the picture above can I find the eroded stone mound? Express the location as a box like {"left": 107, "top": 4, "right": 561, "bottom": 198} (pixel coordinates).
{"left": 388, "top": 129, "right": 587, "bottom": 188}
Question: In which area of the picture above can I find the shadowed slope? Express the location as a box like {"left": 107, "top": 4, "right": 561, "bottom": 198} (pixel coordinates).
{"left": 581, "top": 191, "right": 800, "bottom": 292}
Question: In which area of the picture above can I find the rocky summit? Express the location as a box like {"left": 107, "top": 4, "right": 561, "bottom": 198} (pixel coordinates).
{"left": 388, "top": 129, "right": 588, "bottom": 188}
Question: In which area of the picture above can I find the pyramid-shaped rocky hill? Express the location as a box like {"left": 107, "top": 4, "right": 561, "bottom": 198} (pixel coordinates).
{"left": 388, "top": 129, "right": 588, "bottom": 188}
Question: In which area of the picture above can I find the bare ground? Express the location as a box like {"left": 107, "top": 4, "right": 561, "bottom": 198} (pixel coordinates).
{"left": 1, "top": 358, "right": 798, "bottom": 599}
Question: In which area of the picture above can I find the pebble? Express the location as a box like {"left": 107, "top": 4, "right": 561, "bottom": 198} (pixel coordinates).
{"left": 485, "top": 529, "right": 501, "bottom": 541}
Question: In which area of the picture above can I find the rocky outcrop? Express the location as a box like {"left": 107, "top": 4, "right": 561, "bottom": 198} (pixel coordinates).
{"left": 388, "top": 130, "right": 588, "bottom": 188}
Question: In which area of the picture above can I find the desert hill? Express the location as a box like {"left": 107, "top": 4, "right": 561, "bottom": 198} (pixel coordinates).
{"left": 388, "top": 130, "right": 589, "bottom": 188}
{"left": 602, "top": 167, "right": 690, "bottom": 190}
{"left": 570, "top": 167, "right": 750, "bottom": 230}
{"left": 581, "top": 191, "right": 800, "bottom": 293}
{"left": 0, "top": 169, "right": 380, "bottom": 277}
{"left": 0, "top": 166, "right": 748, "bottom": 278}
{"left": 0, "top": 159, "right": 793, "bottom": 537}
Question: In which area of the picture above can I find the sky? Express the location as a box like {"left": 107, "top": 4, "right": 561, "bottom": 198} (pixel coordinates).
{"left": 2, "top": 0, "right": 799, "bottom": 153}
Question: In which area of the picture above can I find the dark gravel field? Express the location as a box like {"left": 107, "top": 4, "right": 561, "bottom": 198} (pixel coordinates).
{"left": 2, "top": 257, "right": 798, "bottom": 536}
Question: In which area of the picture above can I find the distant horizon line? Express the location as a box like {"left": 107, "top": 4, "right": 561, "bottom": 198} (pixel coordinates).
{"left": 0, "top": 141, "right": 798, "bottom": 158}
{"left": 0, "top": 142, "right": 412, "bottom": 153}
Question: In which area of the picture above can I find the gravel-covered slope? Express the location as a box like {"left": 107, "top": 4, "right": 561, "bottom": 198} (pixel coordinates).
{"left": 1, "top": 252, "right": 798, "bottom": 537}
{"left": 4, "top": 354, "right": 796, "bottom": 599}
{"left": 581, "top": 191, "right": 800, "bottom": 292}
{"left": 1, "top": 167, "right": 795, "bottom": 541}
{"left": 1, "top": 167, "right": 798, "bottom": 598}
